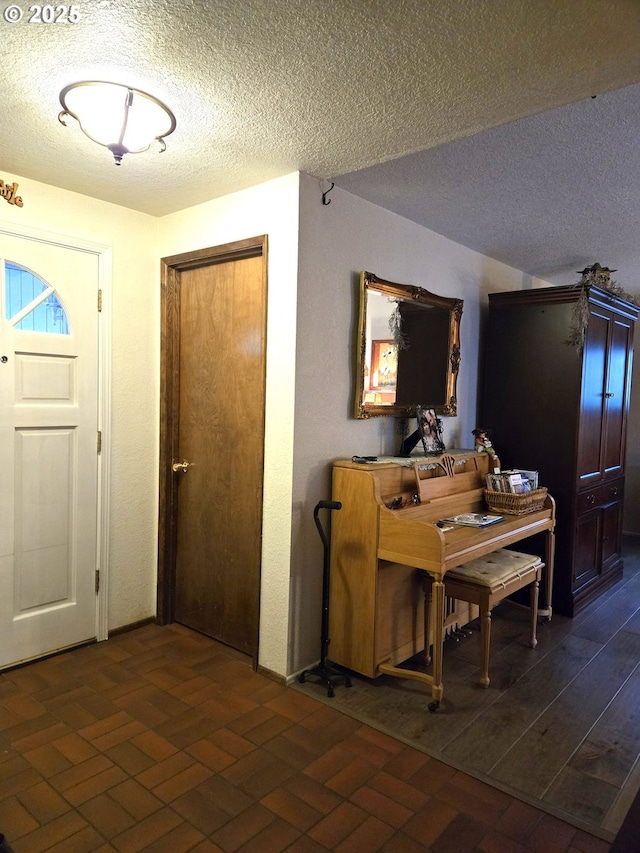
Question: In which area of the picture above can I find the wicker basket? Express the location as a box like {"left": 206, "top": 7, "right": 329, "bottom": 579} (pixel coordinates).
{"left": 484, "top": 487, "right": 548, "bottom": 516}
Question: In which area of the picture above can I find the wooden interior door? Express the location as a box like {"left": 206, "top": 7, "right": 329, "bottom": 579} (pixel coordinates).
{"left": 158, "top": 237, "right": 267, "bottom": 662}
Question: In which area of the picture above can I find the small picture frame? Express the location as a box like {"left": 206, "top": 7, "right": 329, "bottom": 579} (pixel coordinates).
{"left": 417, "top": 406, "right": 445, "bottom": 455}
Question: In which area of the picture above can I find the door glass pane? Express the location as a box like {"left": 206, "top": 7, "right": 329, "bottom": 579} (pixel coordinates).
{"left": 5, "top": 261, "right": 70, "bottom": 334}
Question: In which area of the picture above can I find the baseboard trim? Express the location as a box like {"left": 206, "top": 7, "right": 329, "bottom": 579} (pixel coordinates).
{"left": 257, "top": 664, "right": 286, "bottom": 685}
{"left": 108, "top": 617, "right": 156, "bottom": 637}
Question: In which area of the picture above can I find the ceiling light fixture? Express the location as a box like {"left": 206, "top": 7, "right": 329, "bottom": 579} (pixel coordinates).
{"left": 58, "top": 81, "right": 177, "bottom": 165}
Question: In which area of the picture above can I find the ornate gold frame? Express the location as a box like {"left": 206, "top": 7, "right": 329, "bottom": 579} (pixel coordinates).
{"left": 354, "top": 271, "right": 462, "bottom": 418}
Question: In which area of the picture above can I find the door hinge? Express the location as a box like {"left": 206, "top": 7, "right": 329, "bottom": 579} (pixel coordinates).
{"left": 97, "top": 430, "right": 102, "bottom": 453}
{"left": 95, "top": 570, "right": 100, "bottom": 594}
{"left": 98, "top": 289, "right": 102, "bottom": 312}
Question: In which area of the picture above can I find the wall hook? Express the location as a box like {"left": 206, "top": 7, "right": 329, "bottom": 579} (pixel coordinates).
{"left": 322, "top": 182, "right": 335, "bottom": 205}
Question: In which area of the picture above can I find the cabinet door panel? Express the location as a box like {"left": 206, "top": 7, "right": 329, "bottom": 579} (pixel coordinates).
{"left": 577, "top": 309, "right": 608, "bottom": 486}
{"left": 601, "top": 501, "right": 622, "bottom": 573}
{"left": 574, "top": 511, "right": 601, "bottom": 590}
{"left": 602, "top": 318, "right": 634, "bottom": 477}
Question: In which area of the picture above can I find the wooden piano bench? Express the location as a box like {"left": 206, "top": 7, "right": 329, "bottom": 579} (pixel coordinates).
{"left": 440, "top": 550, "right": 543, "bottom": 688}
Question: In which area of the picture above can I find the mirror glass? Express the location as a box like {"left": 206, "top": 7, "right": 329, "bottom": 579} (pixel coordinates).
{"left": 354, "top": 271, "right": 463, "bottom": 418}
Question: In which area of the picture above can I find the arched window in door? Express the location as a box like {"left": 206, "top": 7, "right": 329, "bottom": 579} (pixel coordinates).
{"left": 4, "top": 261, "right": 70, "bottom": 334}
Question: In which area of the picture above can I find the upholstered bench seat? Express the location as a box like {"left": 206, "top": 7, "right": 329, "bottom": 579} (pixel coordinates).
{"left": 425, "top": 549, "right": 544, "bottom": 688}
{"left": 446, "top": 549, "right": 542, "bottom": 590}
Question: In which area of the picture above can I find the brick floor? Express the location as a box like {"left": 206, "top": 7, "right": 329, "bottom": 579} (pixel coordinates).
{"left": 0, "top": 623, "right": 613, "bottom": 852}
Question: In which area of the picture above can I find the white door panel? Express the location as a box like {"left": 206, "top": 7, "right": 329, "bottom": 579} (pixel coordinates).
{"left": 0, "top": 232, "right": 99, "bottom": 667}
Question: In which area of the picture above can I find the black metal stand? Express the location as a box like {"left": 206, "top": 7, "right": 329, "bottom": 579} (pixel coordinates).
{"left": 399, "top": 427, "right": 421, "bottom": 456}
{"left": 298, "top": 500, "right": 352, "bottom": 698}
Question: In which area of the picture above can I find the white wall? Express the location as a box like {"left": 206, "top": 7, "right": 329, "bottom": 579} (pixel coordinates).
{"left": 2, "top": 173, "right": 160, "bottom": 630}
{"left": 157, "top": 172, "right": 301, "bottom": 678}
{"left": 289, "top": 173, "right": 554, "bottom": 673}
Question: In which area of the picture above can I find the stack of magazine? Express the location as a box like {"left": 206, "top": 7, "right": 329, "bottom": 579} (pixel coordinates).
{"left": 485, "top": 469, "right": 539, "bottom": 494}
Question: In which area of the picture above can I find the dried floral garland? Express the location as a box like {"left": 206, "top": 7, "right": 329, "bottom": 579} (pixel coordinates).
{"left": 566, "top": 288, "right": 591, "bottom": 351}
{"left": 566, "top": 263, "right": 639, "bottom": 352}
{"left": 388, "top": 301, "right": 410, "bottom": 350}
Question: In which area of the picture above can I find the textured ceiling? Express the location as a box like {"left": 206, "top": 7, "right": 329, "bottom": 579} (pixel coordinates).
{"left": 2, "top": 0, "right": 640, "bottom": 287}
{"left": 337, "top": 83, "right": 640, "bottom": 287}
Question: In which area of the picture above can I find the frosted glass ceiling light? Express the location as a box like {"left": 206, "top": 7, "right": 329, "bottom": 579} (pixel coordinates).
{"left": 59, "top": 81, "right": 176, "bottom": 165}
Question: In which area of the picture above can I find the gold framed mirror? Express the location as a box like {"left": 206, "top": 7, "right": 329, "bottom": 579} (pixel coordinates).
{"left": 354, "top": 271, "right": 463, "bottom": 418}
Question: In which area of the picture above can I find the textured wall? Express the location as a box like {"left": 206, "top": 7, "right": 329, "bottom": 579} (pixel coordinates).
{"left": 290, "top": 173, "right": 555, "bottom": 674}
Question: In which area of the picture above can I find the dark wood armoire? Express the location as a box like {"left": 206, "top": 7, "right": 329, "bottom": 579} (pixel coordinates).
{"left": 480, "top": 284, "right": 638, "bottom": 616}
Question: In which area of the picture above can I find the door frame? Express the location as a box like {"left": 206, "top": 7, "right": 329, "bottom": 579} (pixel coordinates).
{"left": 157, "top": 235, "right": 268, "bottom": 635}
{"left": 0, "top": 219, "right": 112, "bottom": 645}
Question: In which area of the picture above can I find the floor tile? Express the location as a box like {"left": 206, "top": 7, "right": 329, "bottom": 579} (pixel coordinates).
{"left": 0, "top": 620, "right": 619, "bottom": 853}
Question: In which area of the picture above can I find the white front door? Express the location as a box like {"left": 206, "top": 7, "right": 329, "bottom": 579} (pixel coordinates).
{"left": 0, "top": 231, "right": 100, "bottom": 668}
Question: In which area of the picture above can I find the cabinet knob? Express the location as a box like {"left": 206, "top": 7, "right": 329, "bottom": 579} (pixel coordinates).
{"left": 605, "top": 392, "right": 614, "bottom": 398}
{"left": 587, "top": 494, "right": 596, "bottom": 504}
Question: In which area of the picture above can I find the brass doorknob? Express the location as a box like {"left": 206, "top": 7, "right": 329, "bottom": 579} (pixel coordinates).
{"left": 171, "top": 460, "right": 194, "bottom": 473}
